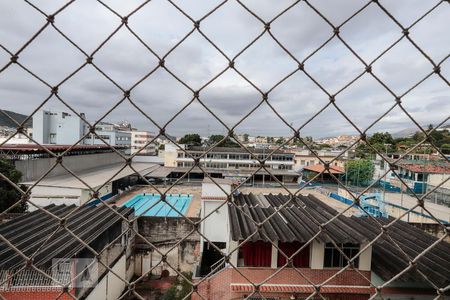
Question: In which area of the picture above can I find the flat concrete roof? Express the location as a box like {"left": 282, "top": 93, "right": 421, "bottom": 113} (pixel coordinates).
{"left": 146, "top": 166, "right": 174, "bottom": 178}
{"left": 22, "top": 162, "right": 159, "bottom": 189}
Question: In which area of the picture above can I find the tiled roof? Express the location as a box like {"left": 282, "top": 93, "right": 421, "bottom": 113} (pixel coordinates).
{"left": 398, "top": 163, "right": 450, "bottom": 174}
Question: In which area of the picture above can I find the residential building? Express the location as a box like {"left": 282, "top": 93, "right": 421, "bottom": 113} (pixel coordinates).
{"left": 194, "top": 190, "right": 450, "bottom": 300}
{"left": 0, "top": 204, "right": 135, "bottom": 300}
{"left": 315, "top": 135, "right": 359, "bottom": 147}
{"left": 131, "top": 130, "right": 156, "bottom": 155}
{"left": 83, "top": 122, "right": 131, "bottom": 147}
{"left": 32, "top": 110, "right": 86, "bottom": 145}
{"left": 292, "top": 149, "right": 353, "bottom": 171}
{"left": 164, "top": 144, "right": 298, "bottom": 185}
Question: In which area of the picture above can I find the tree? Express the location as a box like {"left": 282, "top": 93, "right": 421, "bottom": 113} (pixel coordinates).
{"left": 243, "top": 133, "right": 249, "bottom": 142}
{"left": 355, "top": 132, "right": 395, "bottom": 158}
{"left": 0, "top": 159, "right": 27, "bottom": 213}
{"left": 275, "top": 138, "right": 284, "bottom": 145}
{"left": 178, "top": 134, "right": 202, "bottom": 146}
{"left": 345, "top": 159, "right": 374, "bottom": 187}
{"left": 208, "top": 135, "right": 239, "bottom": 147}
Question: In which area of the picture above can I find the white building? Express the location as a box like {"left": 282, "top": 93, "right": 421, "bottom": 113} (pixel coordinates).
{"left": 131, "top": 131, "right": 156, "bottom": 155}
{"left": 84, "top": 122, "right": 131, "bottom": 147}
{"left": 33, "top": 110, "right": 85, "bottom": 145}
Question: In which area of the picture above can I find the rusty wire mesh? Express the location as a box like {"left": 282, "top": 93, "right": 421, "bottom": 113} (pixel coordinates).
{"left": 0, "top": 0, "right": 449, "bottom": 299}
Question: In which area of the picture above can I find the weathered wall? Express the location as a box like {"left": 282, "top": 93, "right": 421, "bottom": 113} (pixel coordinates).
{"left": 137, "top": 217, "right": 200, "bottom": 276}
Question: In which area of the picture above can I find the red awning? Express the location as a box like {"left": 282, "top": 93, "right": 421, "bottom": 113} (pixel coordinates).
{"left": 230, "top": 284, "right": 373, "bottom": 294}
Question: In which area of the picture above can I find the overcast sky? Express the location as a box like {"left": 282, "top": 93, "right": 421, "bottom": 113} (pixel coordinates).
{"left": 0, "top": 0, "right": 448, "bottom": 138}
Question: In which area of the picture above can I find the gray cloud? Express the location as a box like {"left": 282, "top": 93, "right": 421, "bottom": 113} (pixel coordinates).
{"left": 0, "top": 0, "right": 448, "bottom": 138}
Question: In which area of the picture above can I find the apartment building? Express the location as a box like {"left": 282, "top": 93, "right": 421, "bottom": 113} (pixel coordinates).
{"left": 83, "top": 121, "right": 131, "bottom": 147}
{"left": 292, "top": 149, "right": 353, "bottom": 171}
{"left": 164, "top": 144, "right": 298, "bottom": 184}
{"left": 131, "top": 131, "right": 156, "bottom": 155}
{"left": 33, "top": 110, "right": 86, "bottom": 145}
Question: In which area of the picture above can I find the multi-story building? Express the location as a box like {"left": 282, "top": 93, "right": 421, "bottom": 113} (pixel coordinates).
{"left": 33, "top": 110, "right": 86, "bottom": 145}
{"left": 164, "top": 144, "right": 298, "bottom": 184}
{"left": 131, "top": 131, "right": 156, "bottom": 155}
{"left": 83, "top": 121, "right": 131, "bottom": 147}
{"left": 292, "top": 149, "right": 353, "bottom": 171}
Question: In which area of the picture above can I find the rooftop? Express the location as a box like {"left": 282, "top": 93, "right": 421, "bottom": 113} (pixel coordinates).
{"left": 0, "top": 144, "right": 126, "bottom": 153}
{"left": 0, "top": 204, "right": 133, "bottom": 269}
{"left": 229, "top": 193, "right": 366, "bottom": 244}
{"left": 22, "top": 162, "right": 159, "bottom": 188}
{"left": 352, "top": 216, "right": 450, "bottom": 287}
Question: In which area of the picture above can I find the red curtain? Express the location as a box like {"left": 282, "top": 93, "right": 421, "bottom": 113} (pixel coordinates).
{"left": 241, "top": 241, "right": 272, "bottom": 267}
{"left": 277, "top": 242, "right": 310, "bottom": 268}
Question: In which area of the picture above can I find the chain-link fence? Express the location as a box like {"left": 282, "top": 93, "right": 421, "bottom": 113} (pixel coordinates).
{"left": 0, "top": 1, "right": 449, "bottom": 300}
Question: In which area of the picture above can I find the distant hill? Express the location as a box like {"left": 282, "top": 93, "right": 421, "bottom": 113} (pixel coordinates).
{"left": 392, "top": 124, "right": 450, "bottom": 139}
{"left": 0, "top": 110, "right": 32, "bottom": 128}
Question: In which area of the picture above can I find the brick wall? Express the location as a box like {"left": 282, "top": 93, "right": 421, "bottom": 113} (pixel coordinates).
{"left": 193, "top": 267, "right": 372, "bottom": 300}
{"left": 1, "top": 290, "right": 75, "bottom": 300}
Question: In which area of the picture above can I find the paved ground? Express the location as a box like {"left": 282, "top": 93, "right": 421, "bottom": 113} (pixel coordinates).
{"left": 384, "top": 192, "right": 450, "bottom": 223}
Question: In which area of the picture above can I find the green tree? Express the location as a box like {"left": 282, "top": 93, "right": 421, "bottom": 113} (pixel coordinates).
{"left": 0, "top": 159, "right": 27, "bottom": 213}
{"left": 355, "top": 132, "right": 395, "bottom": 158}
{"left": 208, "top": 135, "right": 239, "bottom": 147}
{"left": 243, "top": 133, "right": 249, "bottom": 142}
{"left": 178, "top": 134, "right": 202, "bottom": 146}
{"left": 275, "top": 138, "right": 284, "bottom": 145}
{"left": 345, "top": 159, "right": 374, "bottom": 187}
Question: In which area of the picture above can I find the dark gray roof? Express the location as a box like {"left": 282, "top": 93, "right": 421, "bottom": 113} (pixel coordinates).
{"left": 351, "top": 216, "right": 450, "bottom": 287}
{"left": 229, "top": 193, "right": 450, "bottom": 287}
{"left": 229, "top": 193, "right": 366, "bottom": 244}
{"left": 0, "top": 204, "right": 134, "bottom": 269}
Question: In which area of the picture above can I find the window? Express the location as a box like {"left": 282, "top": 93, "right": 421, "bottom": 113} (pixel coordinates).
{"left": 239, "top": 241, "right": 272, "bottom": 267}
{"left": 324, "top": 243, "right": 359, "bottom": 268}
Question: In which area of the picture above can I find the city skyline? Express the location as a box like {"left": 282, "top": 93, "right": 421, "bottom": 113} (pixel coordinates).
{"left": 0, "top": 0, "right": 448, "bottom": 138}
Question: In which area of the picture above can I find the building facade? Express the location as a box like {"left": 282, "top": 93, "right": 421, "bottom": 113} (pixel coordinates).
{"left": 292, "top": 149, "right": 353, "bottom": 171}
{"left": 131, "top": 131, "right": 156, "bottom": 155}
{"left": 83, "top": 122, "right": 131, "bottom": 147}
{"left": 33, "top": 110, "right": 86, "bottom": 145}
{"left": 164, "top": 144, "right": 298, "bottom": 184}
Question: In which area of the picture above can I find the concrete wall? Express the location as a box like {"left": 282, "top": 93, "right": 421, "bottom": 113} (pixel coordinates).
{"left": 201, "top": 200, "right": 229, "bottom": 245}
{"left": 32, "top": 110, "right": 84, "bottom": 145}
{"left": 428, "top": 173, "right": 450, "bottom": 189}
{"left": 137, "top": 217, "right": 200, "bottom": 276}
{"left": 16, "top": 152, "right": 123, "bottom": 182}
{"left": 201, "top": 182, "right": 231, "bottom": 199}
{"left": 85, "top": 254, "right": 127, "bottom": 300}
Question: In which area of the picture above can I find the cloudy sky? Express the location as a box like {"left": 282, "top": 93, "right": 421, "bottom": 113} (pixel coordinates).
{"left": 0, "top": 0, "right": 448, "bottom": 138}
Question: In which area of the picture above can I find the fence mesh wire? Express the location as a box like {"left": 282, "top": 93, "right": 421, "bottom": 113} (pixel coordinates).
{"left": 0, "top": 0, "right": 449, "bottom": 300}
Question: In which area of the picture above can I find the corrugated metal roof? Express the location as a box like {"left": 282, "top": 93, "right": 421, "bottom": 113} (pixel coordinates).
{"left": 229, "top": 193, "right": 366, "bottom": 244}
{"left": 0, "top": 204, "right": 134, "bottom": 269}
{"left": 351, "top": 216, "right": 450, "bottom": 287}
